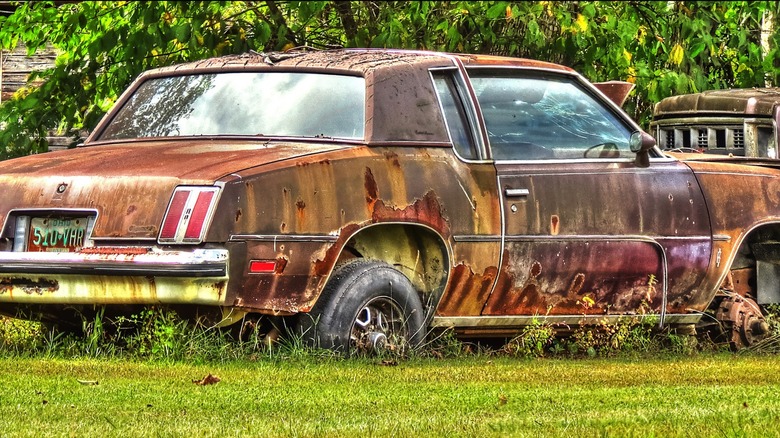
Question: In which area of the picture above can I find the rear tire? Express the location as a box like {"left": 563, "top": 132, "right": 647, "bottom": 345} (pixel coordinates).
{"left": 300, "top": 259, "right": 426, "bottom": 354}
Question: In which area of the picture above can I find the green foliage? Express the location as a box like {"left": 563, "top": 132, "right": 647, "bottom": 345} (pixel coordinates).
{"left": 503, "top": 317, "right": 557, "bottom": 358}
{"left": 0, "top": 316, "right": 45, "bottom": 354}
{"left": 503, "top": 316, "right": 707, "bottom": 358}
{"left": 2, "top": 1, "right": 780, "bottom": 157}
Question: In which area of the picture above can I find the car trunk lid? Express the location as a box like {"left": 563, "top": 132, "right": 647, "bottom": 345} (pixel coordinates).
{"left": 0, "top": 140, "right": 348, "bottom": 240}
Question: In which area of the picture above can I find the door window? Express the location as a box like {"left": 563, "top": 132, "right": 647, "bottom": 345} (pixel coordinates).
{"left": 470, "top": 71, "right": 633, "bottom": 160}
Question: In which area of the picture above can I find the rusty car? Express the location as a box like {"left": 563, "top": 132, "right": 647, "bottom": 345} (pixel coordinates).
{"left": 651, "top": 87, "right": 780, "bottom": 158}
{"left": 0, "top": 49, "right": 776, "bottom": 352}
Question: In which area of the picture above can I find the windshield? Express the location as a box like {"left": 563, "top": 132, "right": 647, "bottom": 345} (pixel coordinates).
{"left": 99, "top": 72, "right": 366, "bottom": 140}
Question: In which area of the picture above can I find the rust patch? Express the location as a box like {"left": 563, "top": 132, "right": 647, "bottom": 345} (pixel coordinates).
{"left": 274, "top": 257, "right": 288, "bottom": 274}
{"left": 550, "top": 215, "right": 560, "bottom": 236}
{"left": 364, "top": 167, "right": 378, "bottom": 206}
{"left": 384, "top": 151, "right": 401, "bottom": 168}
{"left": 295, "top": 198, "right": 307, "bottom": 227}
{"left": 530, "top": 261, "right": 542, "bottom": 278}
{"left": 126, "top": 205, "right": 137, "bottom": 215}
{"left": 568, "top": 273, "right": 585, "bottom": 297}
{"left": 723, "top": 268, "right": 754, "bottom": 297}
{"left": 235, "top": 208, "right": 242, "bottom": 222}
{"left": 313, "top": 223, "right": 361, "bottom": 277}
{"left": 371, "top": 190, "right": 451, "bottom": 237}
{"left": 0, "top": 277, "right": 58, "bottom": 295}
{"left": 435, "top": 264, "right": 498, "bottom": 315}
{"left": 78, "top": 247, "right": 150, "bottom": 255}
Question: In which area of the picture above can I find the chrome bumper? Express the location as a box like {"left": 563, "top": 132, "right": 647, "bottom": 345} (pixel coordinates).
{"left": 0, "top": 248, "right": 229, "bottom": 305}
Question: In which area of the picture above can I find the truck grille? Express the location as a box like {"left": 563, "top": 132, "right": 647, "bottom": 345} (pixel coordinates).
{"left": 697, "top": 129, "right": 708, "bottom": 148}
{"left": 658, "top": 125, "right": 745, "bottom": 155}
{"left": 733, "top": 128, "right": 744, "bottom": 148}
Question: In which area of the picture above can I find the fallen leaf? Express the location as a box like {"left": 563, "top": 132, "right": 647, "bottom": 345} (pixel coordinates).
{"left": 380, "top": 359, "right": 398, "bottom": 367}
{"left": 192, "top": 373, "right": 221, "bottom": 386}
{"left": 77, "top": 379, "right": 99, "bottom": 386}
{"left": 498, "top": 394, "right": 508, "bottom": 406}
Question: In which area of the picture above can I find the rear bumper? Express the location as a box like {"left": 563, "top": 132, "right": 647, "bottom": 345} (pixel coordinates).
{"left": 0, "top": 248, "right": 229, "bottom": 305}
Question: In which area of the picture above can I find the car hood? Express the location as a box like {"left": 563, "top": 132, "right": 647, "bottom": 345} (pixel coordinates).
{"left": 667, "top": 151, "right": 780, "bottom": 170}
{"left": 0, "top": 140, "right": 348, "bottom": 240}
{"left": 654, "top": 88, "right": 780, "bottom": 118}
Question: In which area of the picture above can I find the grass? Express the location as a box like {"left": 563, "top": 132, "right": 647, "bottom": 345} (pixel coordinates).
{"left": 1, "top": 354, "right": 780, "bottom": 437}
{"left": 2, "top": 310, "right": 780, "bottom": 436}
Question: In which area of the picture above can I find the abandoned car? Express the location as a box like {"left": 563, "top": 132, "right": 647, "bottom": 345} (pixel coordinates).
{"left": 651, "top": 87, "right": 780, "bottom": 158}
{"left": 0, "top": 49, "right": 777, "bottom": 352}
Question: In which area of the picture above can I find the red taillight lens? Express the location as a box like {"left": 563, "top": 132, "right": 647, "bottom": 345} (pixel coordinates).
{"left": 159, "top": 190, "right": 189, "bottom": 240}
{"left": 159, "top": 187, "right": 220, "bottom": 244}
{"left": 185, "top": 191, "right": 216, "bottom": 240}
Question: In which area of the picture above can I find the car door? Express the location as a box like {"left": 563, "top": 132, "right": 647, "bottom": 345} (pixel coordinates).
{"left": 468, "top": 69, "right": 712, "bottom": 321}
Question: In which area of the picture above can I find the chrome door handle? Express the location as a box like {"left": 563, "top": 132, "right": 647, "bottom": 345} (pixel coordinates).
{"left": 504, "top": 188, "right": 530, "bottom": 197}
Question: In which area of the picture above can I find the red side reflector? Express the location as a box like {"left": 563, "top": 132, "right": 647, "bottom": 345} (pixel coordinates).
{"left": 184, "top": 191, "right": 216, "bottom": 240}
{"left": 249, "top": 260, "right": 277, "bottom": 273}
{"left": 160, "top": 190, "right": 189, "bottom": 239}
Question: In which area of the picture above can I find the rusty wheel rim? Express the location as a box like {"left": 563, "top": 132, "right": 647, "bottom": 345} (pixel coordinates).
{"left": 350, "top": 296, "right": 407, "bottom": 354}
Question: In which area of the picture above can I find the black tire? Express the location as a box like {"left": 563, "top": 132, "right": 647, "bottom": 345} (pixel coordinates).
{"left": 300, "top": 259, "right": 426, "bottom": 354}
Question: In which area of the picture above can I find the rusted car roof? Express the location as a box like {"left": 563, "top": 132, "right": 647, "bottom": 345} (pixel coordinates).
{"left": 149, "top": 49, "right": 574, "bottom": 75}
{"left": 654, "top": 88, "right": 780, "bottom": 118}
{"left": 90, "top": 49, "right": 575, "bottom": 146}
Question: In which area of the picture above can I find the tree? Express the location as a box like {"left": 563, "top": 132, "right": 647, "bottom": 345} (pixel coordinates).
{"left": 1, "top": 1, "right": 780, "bottom": 159}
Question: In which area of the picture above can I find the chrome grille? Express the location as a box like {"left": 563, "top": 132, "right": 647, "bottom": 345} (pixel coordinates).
{"left": 664, "top": 130, "right": 675, "bottom": 149}
{"left": 698, "top": 129, "right": 708, "bottom": 148}
{"left": 733, "top": 129, "right": 744, "bottom": 148}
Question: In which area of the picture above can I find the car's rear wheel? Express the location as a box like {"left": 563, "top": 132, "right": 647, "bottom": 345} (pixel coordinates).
{"left": 300, "top": 259, "right": 426, "bottom": 355}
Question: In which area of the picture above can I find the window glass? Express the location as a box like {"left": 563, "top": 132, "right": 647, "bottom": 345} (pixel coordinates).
{"left": 99, "top": 73, "right": 365, "bottom": 140}
{"left": 470, "top": 71, "right": 633, "bottom": 160}
{"left": 432, "top": 73, "right": 478, "bottom": 159}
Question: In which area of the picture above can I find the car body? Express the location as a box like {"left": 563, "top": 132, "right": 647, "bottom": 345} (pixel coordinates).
{"left": 651, "top": 88, "right": 780, "bottom": 158}
{"left": 0, "top": 49, "right": 777, "bottom": 351}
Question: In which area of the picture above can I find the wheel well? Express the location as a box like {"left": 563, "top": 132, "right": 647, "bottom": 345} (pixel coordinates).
{"left": 733, "top": 223, "right": 780, "bottom": 304}
{"left": 338, "top": 224, "right": 450, "bottom": 310}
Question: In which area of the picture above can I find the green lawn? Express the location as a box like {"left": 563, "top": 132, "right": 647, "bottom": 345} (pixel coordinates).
{"left": 1, "top": 354, "right": 779, "bottom": 437}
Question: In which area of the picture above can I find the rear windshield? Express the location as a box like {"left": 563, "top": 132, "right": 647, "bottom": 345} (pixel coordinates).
{"left": 98, "top": 72, "right": 366, "bottom": 140}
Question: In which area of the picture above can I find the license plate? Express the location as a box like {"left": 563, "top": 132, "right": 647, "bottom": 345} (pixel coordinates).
{"left": 28, "top": 217, "right": 89, "bottom": 252}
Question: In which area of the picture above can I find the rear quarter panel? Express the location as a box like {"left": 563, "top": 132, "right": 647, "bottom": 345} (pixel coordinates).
{"left": 211, "top": 145, "right": 502, "bottom": 315}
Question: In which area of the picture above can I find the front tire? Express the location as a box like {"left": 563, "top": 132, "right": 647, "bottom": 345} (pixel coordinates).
{"left": 301, "top": 259, "right": 426, "bottom": 354}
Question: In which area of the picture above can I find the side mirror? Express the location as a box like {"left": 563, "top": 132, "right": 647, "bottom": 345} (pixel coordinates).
{"left": 630, "top": 130, "right": 656, "bottom": 168}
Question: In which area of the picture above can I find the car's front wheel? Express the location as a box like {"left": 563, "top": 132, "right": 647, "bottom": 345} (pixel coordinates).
{"left": 300, "top": 259, "right": 426, "bottom": 355}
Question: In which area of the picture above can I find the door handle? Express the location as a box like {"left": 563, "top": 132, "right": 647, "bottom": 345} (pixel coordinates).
{"left": 505, "top": 188, "right": 530, "bottom": 197}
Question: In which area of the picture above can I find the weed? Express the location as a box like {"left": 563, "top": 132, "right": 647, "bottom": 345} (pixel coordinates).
{"left": 0, "top": 305, "right": 766, "bottom": 361}
{"left": 422, "top": 328, "right": 473, "bottom": 358}
{"left": 503, "top": 317, "right": 558, "bottom": 358}
{"left": 0, "top": 317, "right": 44, "bottom": 355}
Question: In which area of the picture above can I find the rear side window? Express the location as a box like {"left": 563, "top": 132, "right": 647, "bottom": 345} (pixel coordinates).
{"left": 470, "top": 71, "right": 633, "bottom": 160}
{"left": 99, "top": 72, "right": 366, "bottom": 140}
{"left": 432, "top": 73, "right": 478, "bottom": 159}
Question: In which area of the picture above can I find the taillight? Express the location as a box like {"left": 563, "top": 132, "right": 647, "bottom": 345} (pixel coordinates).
{"left": 159, "top": 187, "right": 221, "bottom": 244}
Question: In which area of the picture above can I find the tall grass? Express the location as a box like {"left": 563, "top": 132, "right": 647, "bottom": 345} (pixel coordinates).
{"left": 3, "top": 304, "right": 779, "bottom": 361}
